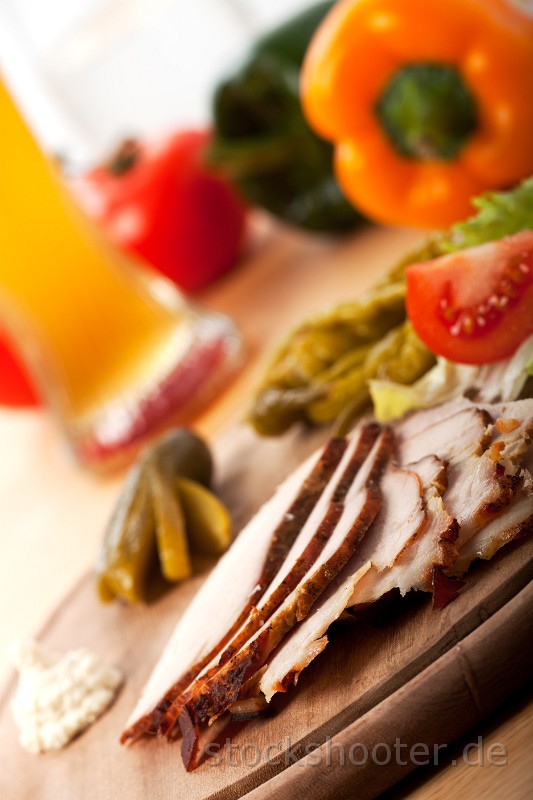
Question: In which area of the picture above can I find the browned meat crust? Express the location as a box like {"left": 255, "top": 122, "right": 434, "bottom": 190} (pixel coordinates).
{"left": 120, "top": 436, "right": 347, "bottom": 744}
{"left": 175, "top": 430, "right": 393, "bottom": 769}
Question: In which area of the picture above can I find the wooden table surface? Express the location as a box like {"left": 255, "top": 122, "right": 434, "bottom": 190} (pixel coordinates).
{"left": 0, "top": 218, "right": 531, "bottom": 798}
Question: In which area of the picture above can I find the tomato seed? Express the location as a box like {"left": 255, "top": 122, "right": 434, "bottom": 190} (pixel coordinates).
{"left": 438, "top": 250, "right": 532, "bottom": 338}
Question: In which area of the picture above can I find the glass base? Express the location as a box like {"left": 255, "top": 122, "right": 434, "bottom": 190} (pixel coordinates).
{"left": 68, "top": 308, "right": 242, "bottom": 471}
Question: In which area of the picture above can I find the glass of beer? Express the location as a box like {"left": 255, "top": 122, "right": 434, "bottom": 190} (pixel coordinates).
{"left": 0, "top": 79, "right": 242, "bottom": 470}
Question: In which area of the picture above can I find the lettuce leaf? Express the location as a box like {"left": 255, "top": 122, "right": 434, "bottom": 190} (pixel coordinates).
{"left": 370, "top": 360, "right": 478, "bottom": 423}
{"left": 441, "top": 177, "right": 533, "bottom": 253}
{"left": 370, "top": 334, "right": 533, "bottom": 423}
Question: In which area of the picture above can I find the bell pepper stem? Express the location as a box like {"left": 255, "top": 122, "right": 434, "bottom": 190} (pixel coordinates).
{"left": 375, "top": 62, "right": 478, "bottom": 161}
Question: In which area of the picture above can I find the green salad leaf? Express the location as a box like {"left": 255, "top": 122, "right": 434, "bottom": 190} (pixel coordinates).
{"left": 370, "top": 334, "right": 533, "bottom": 423}
{"left": 369, "top": 360, "right": 478, "bottom": 423}
{"left": 441, "top": 177, "right": 533, "bottom": 253}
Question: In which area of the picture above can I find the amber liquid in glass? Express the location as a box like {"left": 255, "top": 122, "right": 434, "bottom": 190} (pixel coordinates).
{"left": 0, "top": 80, "right": 241, "bottom": 468}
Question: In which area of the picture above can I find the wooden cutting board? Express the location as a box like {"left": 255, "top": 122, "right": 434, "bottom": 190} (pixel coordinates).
{"left": 0, "top": 421, "right": 532, "bottom": 800}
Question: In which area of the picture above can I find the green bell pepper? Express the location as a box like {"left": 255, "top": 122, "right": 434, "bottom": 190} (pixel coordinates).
{"left": 209, "top": 2, "right": 363, "bottom": 232}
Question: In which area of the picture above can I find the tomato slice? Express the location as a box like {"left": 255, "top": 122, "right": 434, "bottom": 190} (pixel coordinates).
{"left": 406, "top": 230, "right": 533, "bottom": 365}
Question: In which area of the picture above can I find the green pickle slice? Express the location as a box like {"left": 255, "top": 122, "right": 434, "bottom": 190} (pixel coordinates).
{"left": 176, "top": 477, "right": 232, "bottom": 556}
{"left": 148, "top": 461, "right": 192, "bottom": 583}
{"left": 96, "top": 463, "right": 156, "bottom": 604}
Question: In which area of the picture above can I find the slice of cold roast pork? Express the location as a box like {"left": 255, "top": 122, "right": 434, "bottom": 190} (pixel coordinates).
{"left": 259, "top": 455, "right": 445, "bottom": 702}
{"left": 397, "top": 401, "right": 532, "bottom": 548}
{"left": 452, "top": 444, "right": 533, "bottom": 573}
{"left": 259, "top": 400, "right": 532, "bottom": 708}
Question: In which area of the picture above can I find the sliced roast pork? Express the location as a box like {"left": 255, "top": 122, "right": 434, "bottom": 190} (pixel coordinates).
{"left": 394, "top": 396, "right": 472, "bottom": 440}
{"left": 154, "top": 423, "right": 381, "bottom": 737}
{"left": 259, "top": 457, "right": 441, "bottom": 702}
{"left": 122, "top": 395, "right": 533, "bottom": 770}
{"left": 258, "top": 400, "right": 533, "bottom": 707}
{"left": 452, "top": 449, "right": 533, "bottom": 574}
{"left": 436, "top": 401, "right": 533, "bottom": 578}
{"left": 173, "top": 429, "right": 393, "bottom": 768}
{"left": 444, "top": 402, "right": 532, "bottom": 549}
{"left": 210, "top": 423, "right": 381, "bottom": 666}
{"left": 348, "top": 456, "right": 458, "bottom": 607}
{"left": 394, "top": 397, "right": 533, "bottom": 446}
{"left": 260, "top": 562, "right": 372, "bottom": 703}
{"left": 396, "top": 405, "right": 491, "bottom": 465}
{"left": 359, "top": 400, "right": 532, "bottom": 605}
{"left": 454, "top": 492, "right": 533, "bottom": 573}
{"left": 398, "top": 403, "right": 529, "bottom": 549}
{"left": 121, "top": 436, "right": 347, "bottom": 742}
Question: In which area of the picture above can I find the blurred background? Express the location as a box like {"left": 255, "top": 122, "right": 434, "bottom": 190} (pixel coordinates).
{"left": 0, "top": 0, "right": 315, "bottom": 164}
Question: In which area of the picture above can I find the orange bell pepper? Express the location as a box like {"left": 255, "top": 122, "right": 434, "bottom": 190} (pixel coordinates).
{"left": 301, "top": 0, "right": 533, "bottom": 228}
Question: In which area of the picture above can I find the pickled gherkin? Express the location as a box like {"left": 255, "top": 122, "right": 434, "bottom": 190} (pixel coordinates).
{"left": 177, "top": 477, "right": 232, "bottom": 556}
{"left": 149, "top": 428, "right": 213, "bottom": 488}
{"left": 148, "top": 462, "right": 191, "bottom": 583}
{"left": 96, "top": 463, "right": 156, "bottom": 604}
{"left": 96, "top": 428, "right": 232, "bottom": 604}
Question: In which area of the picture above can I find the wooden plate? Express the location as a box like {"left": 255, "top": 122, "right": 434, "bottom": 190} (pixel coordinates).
{"left": 0, "top": 423, "right": 532, "bottom": 800}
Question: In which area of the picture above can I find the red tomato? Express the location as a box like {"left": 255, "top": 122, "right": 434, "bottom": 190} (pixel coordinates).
{"left": 406, "top": 230, "right": 533, "bottom": 364}
{"left": 0, "top": 332, "right": 39, "bottom": 407}
{"left": 72, "top": 131, "right": 246, "bottom": 292}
